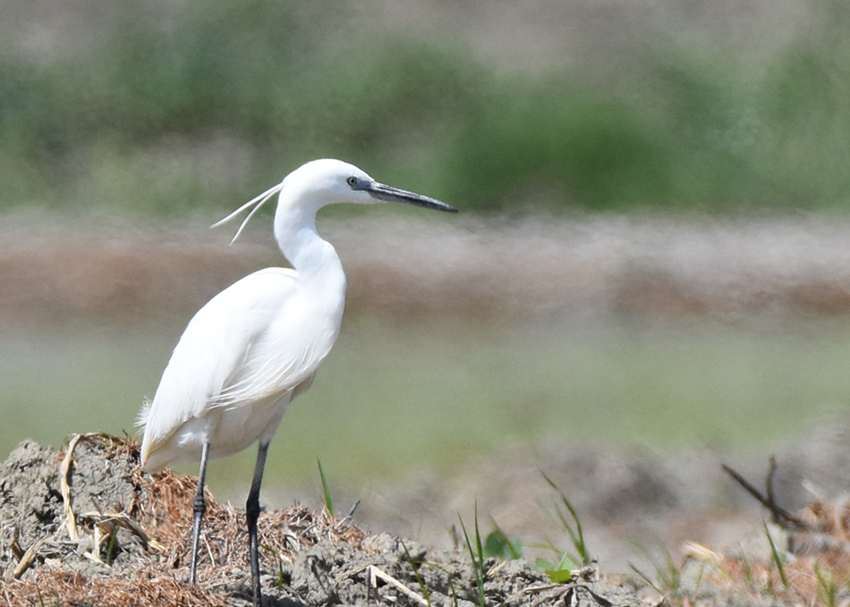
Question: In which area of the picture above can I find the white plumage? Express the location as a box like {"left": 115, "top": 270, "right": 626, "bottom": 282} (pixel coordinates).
{"left": 140, "top": 265, "right": 343, "bottom": 470}
{"left": 136, "top": 158, "right": 456, "bottom": 607}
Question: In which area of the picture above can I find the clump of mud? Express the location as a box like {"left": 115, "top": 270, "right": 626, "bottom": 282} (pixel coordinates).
{"left": 0, "top": 434, "right": 645, "bottom": 606}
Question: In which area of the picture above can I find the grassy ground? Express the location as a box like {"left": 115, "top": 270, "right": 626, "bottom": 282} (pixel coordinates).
{"left": 4, "top": 432, "right": 850, "bottom": 605}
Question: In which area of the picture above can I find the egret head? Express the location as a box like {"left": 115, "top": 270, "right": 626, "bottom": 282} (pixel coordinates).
{"left": 214, "top": 158, "right": 457, "bottom": 243}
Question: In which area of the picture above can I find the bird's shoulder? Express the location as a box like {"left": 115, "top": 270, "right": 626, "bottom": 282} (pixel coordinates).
{"left": 207, "top": 267, "right": 298, "bottom": 308}
{"left": 168, "top": 268, "right": 298, "bottom": 359}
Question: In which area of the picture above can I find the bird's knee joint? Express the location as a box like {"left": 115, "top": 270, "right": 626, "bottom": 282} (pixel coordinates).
{"left": 246, "top": 498, "right": 262, "bottom": 520}
{"left": 193, "top": 494, "right": 207, "bottom": 515}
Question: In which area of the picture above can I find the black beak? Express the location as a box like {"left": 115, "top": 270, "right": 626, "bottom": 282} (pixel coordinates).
{"left": 362, "top": 182, "right": 458, "bottom": 213}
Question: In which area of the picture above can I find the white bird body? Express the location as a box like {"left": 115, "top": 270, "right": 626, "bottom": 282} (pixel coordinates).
{"left": 140, "top": 264, "right": 345, "bottom": 471}
{"left": 135, "top": 158, "right": 456, "bottom": 606}
{"left": 140, "top": 161, "right": 351, "bottom": 471}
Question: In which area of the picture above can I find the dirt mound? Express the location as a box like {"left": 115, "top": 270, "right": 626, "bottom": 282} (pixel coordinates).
{"left": 0, "top": 434, "right": 644, "bottom": 606}
{"left": 5, "top": 434, "right": 850, "bottom": 605}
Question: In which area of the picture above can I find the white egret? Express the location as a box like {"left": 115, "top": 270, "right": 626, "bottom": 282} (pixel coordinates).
{"left": 138, "top": 158, "right": 457, "bottom": 606}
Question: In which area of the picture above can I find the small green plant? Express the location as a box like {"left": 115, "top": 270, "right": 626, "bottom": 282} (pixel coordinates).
{"left": 815, "top": 562, "right": 837, "bottom": 607}
{"left": 400, "top": 540, "right": 433, "bottom": 607}
{"left": 534, "top": 551, "right": 575, "bottom": 584}
{"left": 262, "top": 544, "right": 288, "bottom": 591}
{"left": 628, "top": 543, "right": 682, "bottom": 598}
{"left": 541, "top": 473, "right": 592, "bottom": 567}
{"left": 458, "top": 503, "right": 487, "bottom": 607}
{"left": 317, "top": 457, "right": 334, "bottom": 518}
{"left": 763, "top": 522, "right": 788, "bottom": 590}
{"left": 105, "top": 529, "right": 119, "bottom": 566}
{"left": 739, "top": 552, "right": 754, "bottom": 586}
{"left": 34, "top": 584, "right": 62, "bottom": 607}
{"left": 483, "top": 520, "right": 522, "bottom": 561}
{"left": 414, "top": 559, "right": 462, "bottom": 607}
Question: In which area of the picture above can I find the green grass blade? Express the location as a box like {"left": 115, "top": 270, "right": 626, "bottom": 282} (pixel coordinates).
{"left": 401, "top": 540, "right": 433, "bottom": 607}
{"left": 458, "top": 508, "right": 486, "bottom": 607}
{"left": 542, "top": 472, "right": 591, "bottom": 566}
{"left": 473, "top": 502, "right": 484, "bottom": 567}
{"left": 484, "top": 519, "right": 522, "bottom": 560}
{"left": 763, "top": 522, "right": 788, "bottom": 589}
{"left": 317, "top": 458, "right": 334, "bottom": 518}
{"left": 814, "top": 562, "right": 836, "bottom": 607}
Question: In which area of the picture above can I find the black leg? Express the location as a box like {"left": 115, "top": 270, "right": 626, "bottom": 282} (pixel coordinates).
{"left": 248, "top": 441, "right": 269, "bottom": 607}
{"left": 189, "top": 438, "right": 211, "bottom": 584}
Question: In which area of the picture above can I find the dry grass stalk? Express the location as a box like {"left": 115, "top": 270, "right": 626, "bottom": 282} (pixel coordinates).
{"left": 679, "top": 462, "right": 850, "bottom": 606}
{"left": 3, "top": 433, "right": 368, "bottom": 606}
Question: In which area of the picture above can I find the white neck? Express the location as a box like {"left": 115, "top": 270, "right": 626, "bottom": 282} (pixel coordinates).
{"left": 273, "top": 192, "right": 345, "bottom": 287}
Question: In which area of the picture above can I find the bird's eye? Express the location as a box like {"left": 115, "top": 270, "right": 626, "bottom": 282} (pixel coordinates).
{"left": 346, "top": 176, "right": 359, "bottom": 187}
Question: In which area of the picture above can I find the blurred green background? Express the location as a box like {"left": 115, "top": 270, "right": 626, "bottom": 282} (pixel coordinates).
{"left": 3, "top": 0, "right": 850, "bottom": 503}
{"left": 3, "top": 0, "right": 850, "bottom": 217}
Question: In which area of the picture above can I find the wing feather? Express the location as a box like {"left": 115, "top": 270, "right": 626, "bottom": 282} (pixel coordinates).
{"left": 140, "top": 266, "right": 342, "bottom": 466}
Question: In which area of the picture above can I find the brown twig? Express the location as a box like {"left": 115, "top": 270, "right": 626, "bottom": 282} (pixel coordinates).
{"left": 721, "top": 461, "right": 806, "bottom": 529}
